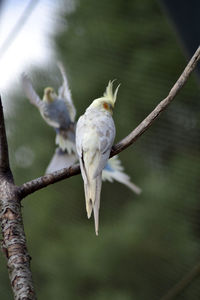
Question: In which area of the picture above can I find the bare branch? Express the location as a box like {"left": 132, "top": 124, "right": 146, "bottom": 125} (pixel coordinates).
{"left": 160, "top": 261, "right": 200, "bottom": 300}
{"left": 19, "top": 46, "right": 200, "bottom": 199}
{"left": 111, "top": 45, "right": 200, "bottom": 155}
{"left": 0, "top": 97, "right": 12, "bottom": 177}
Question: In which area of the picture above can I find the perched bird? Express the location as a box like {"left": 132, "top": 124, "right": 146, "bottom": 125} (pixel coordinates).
{"left": 76, "top": 81, "right": 119, "bottom": 235}
{"left": 21, "top": 62, "right": 76, "bottom": 154}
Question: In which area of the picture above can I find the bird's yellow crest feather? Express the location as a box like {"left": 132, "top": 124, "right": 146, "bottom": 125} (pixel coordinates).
{"left": 88, "top": 80, "right": 120, "bottom": 111}
{"left": 103, "top": 80, "right": 120, "bottom": 106}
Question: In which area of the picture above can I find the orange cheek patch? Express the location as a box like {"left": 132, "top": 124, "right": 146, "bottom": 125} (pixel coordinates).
{"left": 103, "top": 102, "right": 109, "bottom": 110}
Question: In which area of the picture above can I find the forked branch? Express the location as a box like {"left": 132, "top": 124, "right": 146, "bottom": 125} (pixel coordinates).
{"left": 0, "top": 98, "right": 36, "bottom": 299}
{"left": 1, "top": 46, "right": 200, "bottom": 300}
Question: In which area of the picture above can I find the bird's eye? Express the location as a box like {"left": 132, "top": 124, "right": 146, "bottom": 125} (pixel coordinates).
{"left": 108, "top": 104, "right": 113, "bottom": 111}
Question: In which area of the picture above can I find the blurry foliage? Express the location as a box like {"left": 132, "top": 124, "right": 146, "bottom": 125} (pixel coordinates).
{"left": 1, "top": 0, "right": 200, "bottom": 299}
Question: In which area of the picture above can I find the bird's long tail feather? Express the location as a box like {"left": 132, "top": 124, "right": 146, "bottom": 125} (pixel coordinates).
{"left": 45, "top": 147, "right": 77, "bottom": 174}
{"left": 84, "top": 175, "right": 102, "bottom": 235}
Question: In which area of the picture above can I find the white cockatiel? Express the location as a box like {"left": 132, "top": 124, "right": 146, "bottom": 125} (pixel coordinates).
{"left": 76, "top": 81, "right": 119, "bottom": 235}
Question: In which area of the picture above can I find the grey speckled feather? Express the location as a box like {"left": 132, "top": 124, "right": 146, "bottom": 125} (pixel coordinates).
{"left": 41, "top": 99, "right": 72, "bottom": 129}
{"left": 21, "top": 65, "right": 76, "bottom": 153}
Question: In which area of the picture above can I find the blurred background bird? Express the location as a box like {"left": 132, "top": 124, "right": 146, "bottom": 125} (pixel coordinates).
{"left": 22, "top": 62, "right": 76, "bottom": 154}
{"left": 22, "top": 63, "right": 141, "bottom": 198}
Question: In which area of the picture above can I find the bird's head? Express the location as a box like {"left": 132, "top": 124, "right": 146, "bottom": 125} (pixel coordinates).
{"left": 89, "top": 81, "right": 120, "bottom": 115}
{"left": 43, "top": 87, "right": 57, "bottom": 103}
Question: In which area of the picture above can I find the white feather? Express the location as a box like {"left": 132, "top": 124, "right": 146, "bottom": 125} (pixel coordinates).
{"left": 102, "top": 156, "right": 141, "bottom": 195}
{"left": 55, "top": 133, "right": 76, "bottom": 153}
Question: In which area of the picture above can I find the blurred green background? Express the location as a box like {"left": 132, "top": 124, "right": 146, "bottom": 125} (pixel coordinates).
{"left": 1, "top": 0, "right": 200, "bottom": 299}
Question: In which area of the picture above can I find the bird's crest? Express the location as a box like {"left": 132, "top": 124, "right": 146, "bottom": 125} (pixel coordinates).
{"left": 103, "top": 80, "right": 120, "bottom": 106}
{"left": 88, "top": 80, "right": 120, "bottom": 111}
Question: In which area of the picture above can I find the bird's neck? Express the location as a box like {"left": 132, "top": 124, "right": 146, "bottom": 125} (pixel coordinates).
{"left": 43, "top": 94, "right": 54, "bottom": 103}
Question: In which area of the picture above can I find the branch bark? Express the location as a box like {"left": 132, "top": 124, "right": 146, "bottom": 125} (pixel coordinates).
{"left": 0, "top": 98, "right": 37, "bottom": 299}
{"left": 18, "top": 45, "right": 200, "bottom": 198}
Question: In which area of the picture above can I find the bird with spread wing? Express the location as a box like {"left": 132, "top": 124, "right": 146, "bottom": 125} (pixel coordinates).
{"left": 22, "top": 62, "right": 76, "bottom": 154}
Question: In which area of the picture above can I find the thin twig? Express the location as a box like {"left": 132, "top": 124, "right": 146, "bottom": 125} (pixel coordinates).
{"left": 160, "top": 261, "right": 200, "bottom": 300}
{"left": 18, "top": 46, "right": 200, "bottom": 199}
{"left": 111, "top": 45, "right": 200, "bottom": 155}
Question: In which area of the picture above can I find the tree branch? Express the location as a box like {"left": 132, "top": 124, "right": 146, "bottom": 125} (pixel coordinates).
{"left": 0, "top": 98, "right": 37, "bottom": 299}
{"left": 18, "top": 46, "right": 200, "bottom": 199}
{"left": 111, "top": 45, "right": 200, "bottom": 155}
{"left": 160, "top": 261, "right": 200, "bottom": 300}
{"left": 0, "top": 97, "right": 12, "bottom": 177}
{"left": 18, "top": 164, "right": 80, "bottom": 198}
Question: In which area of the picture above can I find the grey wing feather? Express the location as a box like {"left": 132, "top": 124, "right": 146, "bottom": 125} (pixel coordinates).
{"left": 57, "top": 61, "right": 76, "bottom": 122}
{"left": 76, "top": 115, "right": 88, "bottom": 183}
{"left": 42, "top": 99, "right": 71, "bottom": 128}
{"left": 93, "top": 116, "right": 116, "bottom": 178}
{"left": 21, "top": 73, "right": 42, "bottom": 109}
